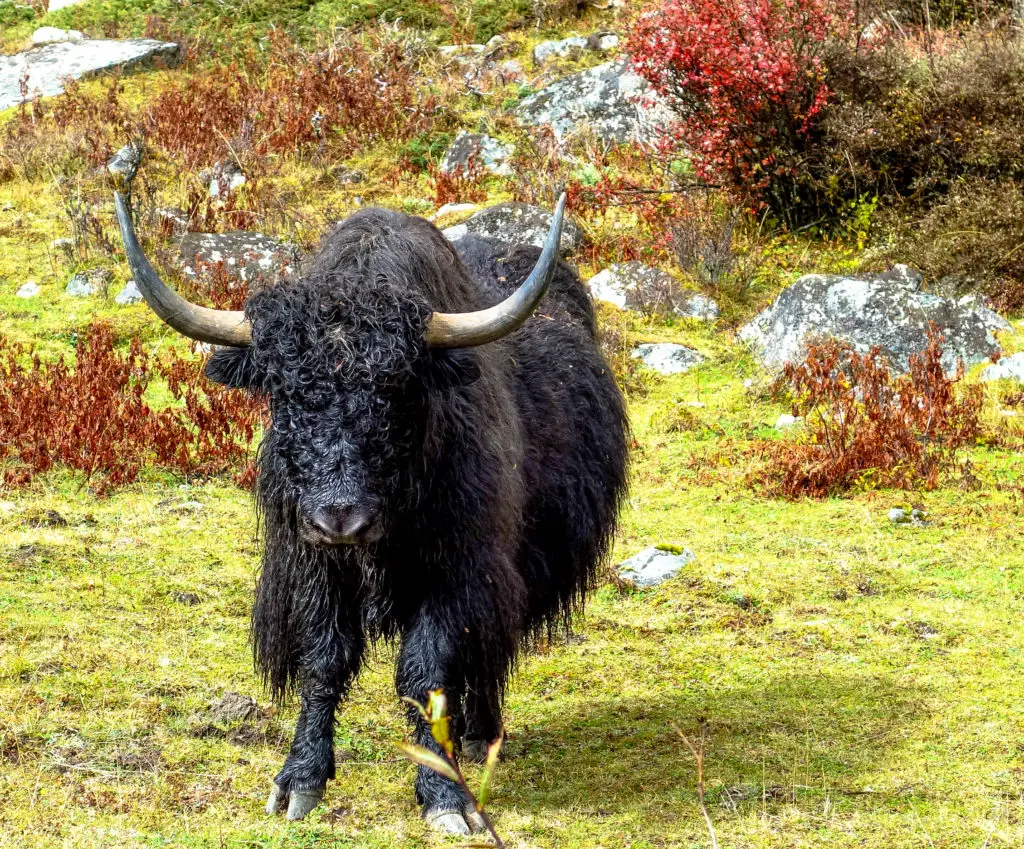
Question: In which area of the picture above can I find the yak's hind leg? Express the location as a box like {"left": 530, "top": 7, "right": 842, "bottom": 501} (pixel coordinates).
{"left": 265, "top": 613, "right": 364, "bottom": 820}
{"left": 462, "top": 674, "right": 503, "bottom": 764}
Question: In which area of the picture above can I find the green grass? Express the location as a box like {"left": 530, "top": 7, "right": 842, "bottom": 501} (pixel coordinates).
{"left": 3, "top": 12, "right": 1024, "bottom": 849}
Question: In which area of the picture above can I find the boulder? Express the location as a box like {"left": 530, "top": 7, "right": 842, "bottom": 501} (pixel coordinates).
{"left": 443, "top": 202, "right": 584, "bottom": 254}
{"left": 64, "top": 269, "right": 111, "bottom": 297}
{"left": 440, "top": 131, "right": 514, "bottom": 177}
{"left": 179, "top": 231, "right": 298, "bottom": 287}
{"left": 981, "top": 352, "right": 1024, "bottom": 382}
{"left": 617, "top": 546, "right": 695, "bottom": 588}
{"left": 0, "top": 38, "right": 179, "bottom": 112}
{"left": 739, "top": 265, "right": 1006, "bottom": 375}
{"left": 587, "top": 261, "right": 718, "bottom": 320}
{"left": 632, "top": 343, "right": 704, "bottom": 375}
{"left": 516, "top": 58, "right": 675, "bottom": 145}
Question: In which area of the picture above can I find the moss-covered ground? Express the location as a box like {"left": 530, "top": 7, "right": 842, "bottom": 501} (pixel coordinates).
{"left": 2, "top": 3, "right": 1024, "bottom": 847}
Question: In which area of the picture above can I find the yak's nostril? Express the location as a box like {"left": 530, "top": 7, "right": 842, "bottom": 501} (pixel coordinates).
{"left": 306, "top": 504, "right": 379, "bottom": 545}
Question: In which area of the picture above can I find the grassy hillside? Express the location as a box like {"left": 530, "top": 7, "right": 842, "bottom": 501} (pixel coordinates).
{"left": 2, "top": 1, "right": 1024, "bottom": 847}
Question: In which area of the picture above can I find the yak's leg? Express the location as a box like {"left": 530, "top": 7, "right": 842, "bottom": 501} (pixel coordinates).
{"left": 396, "top": 606, "right": 486, "bottom": 836}
{"left": 266, "top": 631, "right": 364, "bottom": 821}
{"left": 463, "top": 674, "right": 503, "bottom": 764}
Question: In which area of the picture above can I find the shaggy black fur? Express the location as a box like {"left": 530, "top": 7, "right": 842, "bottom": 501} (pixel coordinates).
{"left": 205, "top": 209, "right": 629, "bottom": 823}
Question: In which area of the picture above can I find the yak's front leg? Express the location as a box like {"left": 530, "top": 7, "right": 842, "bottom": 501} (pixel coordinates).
{"left": 396, "top": 604, "right": 486, "bottom": 836}
{"left": 266, "top": 631, "right": 364, "bottom": 820}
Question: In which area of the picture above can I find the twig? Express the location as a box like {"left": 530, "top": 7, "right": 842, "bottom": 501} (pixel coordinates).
{"left": 672, "top": 720, "right": 719, "bottom": 849}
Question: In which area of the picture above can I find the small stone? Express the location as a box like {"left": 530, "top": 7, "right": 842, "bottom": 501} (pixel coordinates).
{"left": 586, "top": 262, "right": 718, "bottom": 319}
{"left": 617, "top": 546, "right": 695, "bottom": 589}
{"left": 65, "top": 271, "right": 96, "bottom": 297}
{"left": 210, "top": 692, "right": 258, "bottom": 723}
{"left": 982, "top": 352, "right": 1024, "bottom": 383}
{"left": 114, "top": 279, "right": 143, "bottom": 305}
{"left": 328, "top": 166, "right": 365, "bottom": 185}
{"left": 775, "top": 414, "right": 801, "bottom": 429}
{"left": 632, "top": 343, "right": 704, "bottom": 375}
{"left": 17, "top": 281, "right": 40, "bottom": 299}
{"left": 172, "top": 591, "right": 201, "bottom": 606}
{"left": 31, "top": 27, "right": 84, "bottom": 45}
{"left": 51, "top": 237, "right": 75, "bottom": 254}
{"left": 430, "top": 202, "right": 478, "bottom": 221}
{"left": 888, "top": 507, "right": 908, "bottom": 523}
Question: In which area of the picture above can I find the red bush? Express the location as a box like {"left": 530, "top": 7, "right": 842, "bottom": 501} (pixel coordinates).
{"left": 750, "top": 330, "right": 984, "bottom": 497}
{"left": 627, "top": 0, "right": 854, "bottom": 219}
{"left": 0, "top": 324, "right": 265, "bottom": 493}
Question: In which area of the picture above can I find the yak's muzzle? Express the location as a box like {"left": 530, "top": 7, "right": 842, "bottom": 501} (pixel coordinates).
{"left": 301, "top": 503, "right": 382, "bottom": 546}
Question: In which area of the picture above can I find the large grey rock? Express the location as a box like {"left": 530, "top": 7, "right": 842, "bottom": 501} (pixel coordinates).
{"left": 981, "top": 352, "right": 1024, "bottom": 382}
{"left": 0, "top": 38, "right": 178, "bottom": 112}
{"left": 516, "top": 58, "right": 675, "bottom": 145}
{"left": 632, "top": 343, "right": 704, "bottom": 375}
{"left": 443, "top": 202, "right": 583, "bottom": 254}
{"left": 617, "top": 546, "right": 695, "bottom": 588}
{"left": 739, "top": 265, "right": 1006, "bottom": 375}
{"left": 114, "top": 279, "right": 143, "bottom": 305}
{"left": 440, "top": 131, "right": 513, "bottom": 177}
{"left": 179, "top": 231, "right": 298, "bottom": 287}
{"left": 587, "top": 261, "right": 718, "bottom": 320}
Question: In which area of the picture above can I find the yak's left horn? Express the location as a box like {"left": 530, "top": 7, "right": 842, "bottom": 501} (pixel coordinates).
{"left": 425, "top": 192, "right": 567, "bottom": 348}
{"left": 114, "top": 192, "right": 252, "bottom": 347}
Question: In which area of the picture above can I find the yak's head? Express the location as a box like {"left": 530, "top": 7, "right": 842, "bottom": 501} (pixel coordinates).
{"left": 114, "top": 193, "right": 564, "bottom": 548}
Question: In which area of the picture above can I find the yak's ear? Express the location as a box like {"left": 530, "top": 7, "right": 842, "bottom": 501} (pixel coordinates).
{"left": 428, "top": 348, "right": 481, "bottom": 391}
{"left": 205, "top": 346, "right": 258, "bottom": 389}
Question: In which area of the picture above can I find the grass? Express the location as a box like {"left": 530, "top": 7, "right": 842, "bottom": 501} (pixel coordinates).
{"left": 3, "top": 8, "right": 1024, "bottom": 848}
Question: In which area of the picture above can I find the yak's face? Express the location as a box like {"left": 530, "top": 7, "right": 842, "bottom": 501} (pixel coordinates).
{"left": 205, "top": 277, "right": 477, "bottom": 548}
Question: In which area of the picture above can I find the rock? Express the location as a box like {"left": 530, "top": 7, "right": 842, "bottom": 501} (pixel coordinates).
{"left": 114, "top": 279, "right": 143, "bottom": 305}
{"left": 0, "top": 38, "right": 179, "bottom": 112}
{"left": 889, "top": 507, "right": 928, "bottom": 526}
{"left": 50, "top": 237, "right": 75, "bottom": 254}
{"left": 179, "top": 231, "right": 298, "bottom": 287}
{"left": 617, "top": 546, "right": 695, "bottom": 588}
{"left": 587, "top": 261, "right": 719, "bottom": 320}
{"left": 982, "top": 352, "right": 1024, "bottom": 382}
{"left": 31, "top": 27, "right": 84, "bottom": 46}
{"left": 106, "top": 143, "right": 142, "bottom": 188}
{"left": 328, "top": 166, "right": 365, "bottom": 185}
{"left": 632, "top": 343, "right": 704, "bottom": 375}
{"left": 65, "top": 269, "right": 111, "bottom": 297}
{"left": 532, "top": 32, "right": 619, "bottom": 64}
{"left": 775, "top": 414, "right": 802, "bottom": 429}
{"left": 200, "top": 160, "right": 246, "bottom": 199}
{"left": 516, "top": 58, "right": 675, "bottom": 145}
{"left": 440, "top": 131, "right": 514, "bottom": 177}
{"left": 739, "top": 265, "right": 1006, "bottom": 375}
{"left": 443, "top": 202, "right": 583, "bottom": 254}
{"left": 430, "top": 202, "right": 478, "bottom": 221}
{"left": 16, "top": 281, "right": 40, "bottom": 299}
{"left": 498, "top": 59, "right": 524, "bottom": 82}
{"left": 172, "top": 591, "right": 201, "bottom": 606}
{"left": 957, "top": 295, "right": 1012, "bottom": 334}
{"left": 209, "top": 692, "right": 258, "bottom": 723}
{"left": 533, "top": 36, "right": 589, "bottom": 64}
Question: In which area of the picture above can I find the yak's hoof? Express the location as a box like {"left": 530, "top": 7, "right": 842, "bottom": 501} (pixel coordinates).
{"left": 265, "top": 782, "right": 324, "bottom": 821}
{"left": 425, "top": 804, "right": 487, "bottom": 836}
{"left": 462, "top": 738, "right": 489, "bottom": 764}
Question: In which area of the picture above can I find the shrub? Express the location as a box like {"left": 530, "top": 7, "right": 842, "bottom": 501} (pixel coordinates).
{"left": 627, "top": 0, "right": 855, "bottom": 224}
{"left": 887, "top": 179, "right": 1024, "bottom": 312}
{"left": 750, "top": 330, "right": 984, "bottom": 497}
{"left": 0, "top": 324, "right": 264, "bottom": 493}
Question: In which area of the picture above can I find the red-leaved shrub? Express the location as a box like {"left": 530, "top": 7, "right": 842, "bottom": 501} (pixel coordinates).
{"left": 627, "top": 0, "right": 854, "bottom": 221}
{"left": 750, "top": 331, "right": 984, "bottom": 497}
{"left": 0, "top": 324, "right": 265, "bottom": 493}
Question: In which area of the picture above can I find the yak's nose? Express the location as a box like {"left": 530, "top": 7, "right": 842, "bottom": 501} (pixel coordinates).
{"left": 306, "top": 504, "right": 381, "bottom": 545}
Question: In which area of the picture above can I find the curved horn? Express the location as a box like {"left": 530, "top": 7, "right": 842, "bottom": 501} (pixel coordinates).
{"left": 425, "top": 192, "right": 567, "bottom": 348}
{"left": 114, "top": 192, "right": 252, "bottom": 347}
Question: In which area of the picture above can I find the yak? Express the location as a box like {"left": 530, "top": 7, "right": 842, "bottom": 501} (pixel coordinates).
{"left": 114, "top": 191, "right": 629, "bottom": 835}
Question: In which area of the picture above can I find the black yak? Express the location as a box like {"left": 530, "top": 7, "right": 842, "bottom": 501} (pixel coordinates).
{"left": 114, "top": 191, "right": 629, "bottom": 834}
